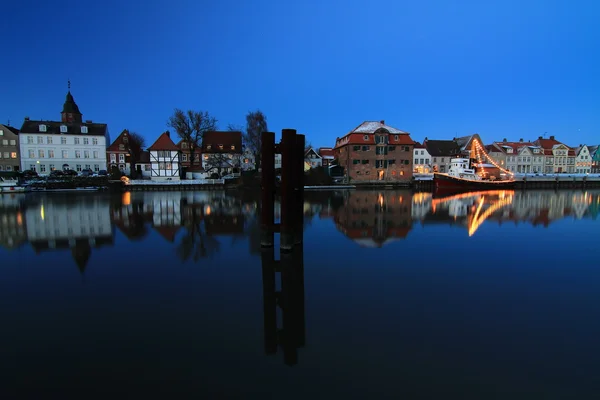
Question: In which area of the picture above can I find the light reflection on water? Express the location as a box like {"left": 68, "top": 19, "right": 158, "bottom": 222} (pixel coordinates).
{"left": 0, "top": 189, "right": 599, "bottom": 398}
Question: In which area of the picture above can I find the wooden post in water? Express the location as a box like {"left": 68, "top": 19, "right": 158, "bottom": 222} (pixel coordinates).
{"left": 294, "top": 134, "right": 305, "bottom": 245}
{"left": 280, "top": 129, "right": 296, "bottom": 251}
{"left": 261, "top": 131, "right": 276, "bottom": 247}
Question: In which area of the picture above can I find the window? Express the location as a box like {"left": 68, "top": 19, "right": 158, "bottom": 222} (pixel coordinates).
{"left": 206, "top": 145, "right": 212, "bottom": 150}
{"left": 50, "top": 164, "right": 55, "bottom": 171}
{"left": 30, "top": 164, "right": 36, "bottom": 171}
{"left": 388, "top": 146, "right": 395, "bottom": 151}
{"left": 62, "top": 150, "right": 68, "bottom": 158}
{"left": 394, "top": 135, "right": 399, "bottom": 141}
{"left": 166, "top": 163, "right": 172, "bottom": 170}
{"left": 76, "top": 164, "right": 82, "bottom": 172}
{"left": 1, "top": 140, "right": 6, "bottom": 145}
{"left": 46, "top": 136, "right": 52, "bottom": 144}
{"left": 231, "top": 145, "right": 235, "bottom": 150}
{"left": 74, "top": 138, "right": 80, "bottom": 144}
{"left": 145, "top": 165, "right": 151, "bottom": 171}
{"left": 119, "top": 154, "right": 125, "bottom": 162}
{"left": 376, "top": 146, "right": 388, "bottom": 155}
{"left": 75, "top": 150, "right": 81, "bottom": 158}
{"left": 9, "top": 140, "right": 16, "bottom": 146}
{"left": 85, "top": 164, "right": 91, "bottom": 170}
{"left": 94, "top": 164, "right": 99, "bottom": 172}
{"left": 81, "top": 126, "right": 88, "bottom": 134}
{"left": 37, "top": 136, "right": 43, "bottom": 144}
{"left": 93, "top": 151, "right": 99, "bottom": 158}
{"left": 38, "top": 150, "right": 45, "bottom": 158}
{"left": 363, "top": 135, "right": 369, "bottom": 141}
{"left": 60, "top": 125, "right": 67, "bottom": 133}
{"left": 362, "top": 146, "right": 369, "bottom": 151}
{"left": 110, "top": 154, "right": 116, "bottom": 163}
{"left": 84, "top": 151, "right": 90, "bottom": 158}
{"left": 83, "top": 138, "right": 89, "bottom": 145}
{"left": 39, "top": 124, "right": 47, "bottom": 132}
{"left": 119, "top": 144, "right": 125, "bottom": 150}
{"left": 353, "top": 160, "right": 360, "bottom": 164}
{"left": 361, "top": 160, "right": 369, "bottom": 164}
{"left": 48, "top": 150, "right": 54, "bottom": 158}
{"left": 203, "top": 154, "right": 209, "bottom": 160}
{"left": 0, "top": 130, "right": 2, "bottom": 135}
{"left": 27, "top": 136, "right": 33, "bottom": 144}
{"left": 93, "top": 138, "right": 98, "bottom": 145}
{"left": 182, "top": 154, "right": 188, "bottom": 161}
{"left": 28, "top": 150, "right": 35, "bottom": 158}
{"left": 61, "top": 137, "right": 67, "bottom": 144}
{"left": 182, "top": 142, "right": 188, "bottom": 149}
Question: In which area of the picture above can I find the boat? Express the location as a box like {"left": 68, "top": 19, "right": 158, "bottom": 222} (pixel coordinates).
{"left": 434, "top": 158, "right": 515, "bottom": 192}
{"left": 0, "top": 177, "right": 28, "bottom": 193}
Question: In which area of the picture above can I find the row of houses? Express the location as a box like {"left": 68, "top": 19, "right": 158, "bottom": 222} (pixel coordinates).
{"left": 331, "top": 121, "right": 600, "bottom": 182}
{"left": 0, "top": 87, "right": 338, "bottom": 180}
{"left": 2, "top": 88, "right": 598, "bottom": 181}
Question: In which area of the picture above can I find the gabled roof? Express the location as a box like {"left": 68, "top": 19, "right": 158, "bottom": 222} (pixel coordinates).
{"left": 20, "top": 119, "right": 107, "bottom": 135}
{"left": 202, "top": 131, "right": 242, "bottom": 153}
{"left": 533, "top": 137, "right": 575, "bottom": 156}
{"left": 0, "top": 124, "right": 19, "bottom": 135}
{"left": 305, "top": 147, "right": 321, "bottom": 158}
{"left": 489, "top": 141, "right": 539, "bottom": 155}
{"left": 413, "top": 141, "right": 425, "bottom": 149}
{"left": 424, "top": 140, "right": 461, "bottom": 157}
{"left": 588, "top": 145, "right": 599, "bottom": 157}
{"left": 148, "top": 131, "right": 179, "bottom": 151}
{"left": 107, "top": 129, "right": 131, "bottom": 152}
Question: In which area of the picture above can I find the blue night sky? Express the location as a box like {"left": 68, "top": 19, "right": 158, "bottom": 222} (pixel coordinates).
{"left": 2, "top": 0, "right": 599, "bottom": 148}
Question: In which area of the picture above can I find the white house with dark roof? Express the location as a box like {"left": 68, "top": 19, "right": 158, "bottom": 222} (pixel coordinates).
{"left": 19, "top": 87, "right": 109, "bottom": 175}
{"left": 575, "top": 144, "right": 592, "bottom": 174}
{"left": 304, "top": 147, "right": 322, "bottom": 168}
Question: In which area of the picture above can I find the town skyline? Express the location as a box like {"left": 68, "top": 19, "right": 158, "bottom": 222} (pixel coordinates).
{"left": 2, "top": 0, "right": 598, "bottom": 149}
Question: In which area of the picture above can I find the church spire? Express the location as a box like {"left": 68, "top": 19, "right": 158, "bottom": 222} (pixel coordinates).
{"left": 61, "top": 80, "right": 83, "bottom": 123}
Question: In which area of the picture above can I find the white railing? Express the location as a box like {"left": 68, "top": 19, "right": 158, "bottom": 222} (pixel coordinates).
{"left": 126, "top": 179, "right": 225, "bottom": 185}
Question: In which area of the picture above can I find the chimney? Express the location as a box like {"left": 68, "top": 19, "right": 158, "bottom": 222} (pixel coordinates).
{"left": 519, "top": 138, "right": 523, "bottom": 142}
{"left": 165, "top": 130, "right": 170, "bottom": 137}
{"left": 380, "top": 120, "right": 385, "bottom": 125}
{"left": 579, "top": 144, "right": 582, "bottom": 147}
{"left": 85, "top": 120, "right": 92, "bottom": 123}
{"left": 538, "top": 136, "right": 543, "bottom": 140}
{"left": 24, "top": 116, "right": 30, "bottom": 121}
{"left": 503, "top": 138, "right": 507, "bottom": 142}
{"left": 424, "top": 137, "right": 428, "bottom": 141}
{"left": 550, "top": 135, "right": 555, "bottom": 140}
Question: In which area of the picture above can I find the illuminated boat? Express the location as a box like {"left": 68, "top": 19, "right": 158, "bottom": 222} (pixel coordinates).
{"left": 434, "top": 158, "right": 515, "bottom": 192}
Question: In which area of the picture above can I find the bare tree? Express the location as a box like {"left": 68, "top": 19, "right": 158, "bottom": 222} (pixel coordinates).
{"left": 167, "top": 108, "right": 217, "bottom": 167}
{"left": 244, "top": 110, "right": 268, "bottom": 171}
{"left": 304, "top": 141, "right": 313, "bottom": 153}
{"left": 128, "top": 131, "right": 145, "bottom": 178}
{"left": 204, "top": 153, "right": 233, "bottom": 177}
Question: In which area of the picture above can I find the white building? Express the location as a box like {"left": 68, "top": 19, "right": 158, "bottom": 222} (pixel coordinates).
{"left": 575, "top": 145, "right": 592, "bottom": 174}
{"left": 534, "top": 135, "right": 575, "bottom": 173}
{"left": 413, "top": 142, "right": 432, "bottom": 172}
{"left": 148, "top": 131, "right": 181, "bottom": 180}
{"left": 19, "top": 89, "right": 109, "bottom": 175}
{"left": 487, "top": 139, "right": 544, "bottom": 173}
{"left": 304, "top": 147, "right": 322, "bottom": 168}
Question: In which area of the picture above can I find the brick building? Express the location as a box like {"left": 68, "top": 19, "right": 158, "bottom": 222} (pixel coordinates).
{"left": 333, "top": 121, "right": 415, "bottom": 182}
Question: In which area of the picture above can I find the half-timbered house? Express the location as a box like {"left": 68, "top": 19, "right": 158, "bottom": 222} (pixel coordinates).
{"left": 148, "top": 131, "right": 180, "bottom": 180}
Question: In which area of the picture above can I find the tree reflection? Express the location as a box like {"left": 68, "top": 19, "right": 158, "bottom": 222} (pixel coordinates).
{"left": 177, "top": 205, "right": 220, "bottom": 262}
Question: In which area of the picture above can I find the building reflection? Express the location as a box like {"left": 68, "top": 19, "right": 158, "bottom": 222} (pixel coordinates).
{"left": 25, "top": 193, "right": 114, "bottom": 272}
{"left": 333, "top": 190, "right": 413, "bottom": 247}
{"left": 0, "top": 193, "right": 27, "bottom": 250}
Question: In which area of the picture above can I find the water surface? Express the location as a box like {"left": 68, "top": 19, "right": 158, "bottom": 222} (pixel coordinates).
{"left": 1, "top": 189, "right": 599, "bottom": 398}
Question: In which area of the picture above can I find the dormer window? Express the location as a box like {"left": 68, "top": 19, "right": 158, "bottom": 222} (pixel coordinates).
{"left": 218, "top": 144, "right": 224, "bottom": 150}
{"left": 182, "top": 142, "right": 188, "bottom": 149}
{"left": 231, "top": 145, "right": 236, "bottom": 150}
{"left": 60, "top": 125, "right": 67, "bottom": 133}
{"left": 206, "top": 145, "right": 212, "bottom": 150}
{"left": 39, "top": 124, "right": 47, "bottom": 132}
{"left": 506, "top": 148, "right": 513, "bottom": 153}
{"left": 81, "top": 126, "right": 88, "bottom": 134}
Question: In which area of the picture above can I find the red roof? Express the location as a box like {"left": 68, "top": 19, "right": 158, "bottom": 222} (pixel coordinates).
{"left": 334, "top": 120, "right": 415, "bottom": 149}
{"left": 533, "top": 137, "right": 575, "bottom": 156}
{"left": 318, "top": 147, "right": 334, "bottom": 157}
{"left": 148, "top": 131, "right": 179, "bottom": 151}
{"left": 413, "top": 141, "right": 425, "bottom": 149}
{"left": 107, "top": 129, "right": 131, "bottom": 152}
{"left": 490, "top": 141, "right": 539, "bottom": 154}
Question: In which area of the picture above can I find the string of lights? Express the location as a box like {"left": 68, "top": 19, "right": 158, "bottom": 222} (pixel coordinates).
{"left": 472, "top": 139, "right": 514, "bottom": 176}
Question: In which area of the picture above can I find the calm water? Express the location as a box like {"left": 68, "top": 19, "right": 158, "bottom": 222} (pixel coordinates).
{"left": 1, "top": 189, "right": 599, "bottom": 398}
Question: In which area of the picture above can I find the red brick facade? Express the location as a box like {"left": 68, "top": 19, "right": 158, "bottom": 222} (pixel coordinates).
{"left": 333, "top": 121, "right": 415, "bottom": 182}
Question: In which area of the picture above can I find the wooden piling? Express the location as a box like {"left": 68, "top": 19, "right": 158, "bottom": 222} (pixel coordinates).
{"left": 294, "top": 134, "right": 305, "bottom": 245}
{"left": 261, "top": 131, "right": 276, "bottom": 247}
{"left": 280, "top": 129, "right": 296, "bottom": 251}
